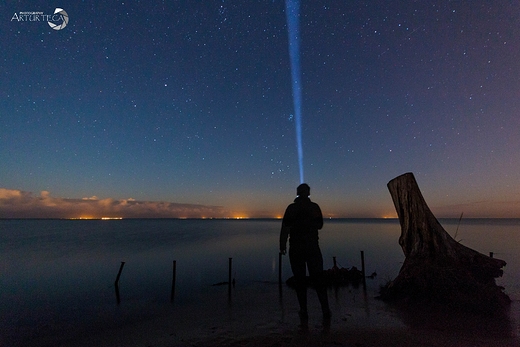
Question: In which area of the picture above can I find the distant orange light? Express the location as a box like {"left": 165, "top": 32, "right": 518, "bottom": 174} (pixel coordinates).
{"left": 381, "top": 214, "right": 397, "bottom": 219}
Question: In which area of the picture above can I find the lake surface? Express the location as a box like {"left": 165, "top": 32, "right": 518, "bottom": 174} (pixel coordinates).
{"left": 1, "top": 218, "right": 519, "bottom": 346}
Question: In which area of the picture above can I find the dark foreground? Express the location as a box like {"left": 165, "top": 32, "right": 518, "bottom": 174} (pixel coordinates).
{"left": 51, "top": 283, "right": 520, "bottom": 347}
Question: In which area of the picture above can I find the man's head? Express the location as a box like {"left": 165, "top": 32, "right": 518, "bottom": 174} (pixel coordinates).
{"left": 296, "top": 183, "right": 310, "bottom": 197}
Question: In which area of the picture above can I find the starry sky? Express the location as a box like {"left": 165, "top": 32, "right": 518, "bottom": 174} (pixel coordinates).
{"left": 1, "top": 1, "right": 520, "bottom": 218}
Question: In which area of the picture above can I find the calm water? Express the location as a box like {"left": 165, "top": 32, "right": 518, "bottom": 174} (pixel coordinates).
{"left": 1, "top": 218, "right": 519, "bottom": 346}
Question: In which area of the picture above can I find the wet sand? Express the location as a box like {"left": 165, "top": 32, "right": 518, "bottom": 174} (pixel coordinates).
{"left": 59, "top": 282, "right": 520, "bottom": 347}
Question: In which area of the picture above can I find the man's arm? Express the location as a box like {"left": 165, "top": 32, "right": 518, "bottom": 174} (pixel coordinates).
{"left": 314, "top": 203, "right": 324, "bottom": 230}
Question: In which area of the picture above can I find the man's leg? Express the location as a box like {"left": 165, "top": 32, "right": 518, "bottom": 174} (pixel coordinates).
{"left": 307, "top": 247, "right": 331, "bottom": 318}
{"left": 289, "top": 247, "right": 308, "bottom": 318}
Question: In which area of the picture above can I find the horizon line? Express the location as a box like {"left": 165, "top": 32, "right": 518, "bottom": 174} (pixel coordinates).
{"left": 2, "top": 217, "right": 520, "bottom": 221}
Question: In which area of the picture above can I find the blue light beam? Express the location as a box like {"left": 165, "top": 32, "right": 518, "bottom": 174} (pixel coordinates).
{"left": 285, "top": 0, "right": 304, "bottom": 184}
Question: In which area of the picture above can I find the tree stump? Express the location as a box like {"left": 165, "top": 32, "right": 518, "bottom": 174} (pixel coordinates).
{"left": 379, "top": 172, "right": 510, "bottom": 313}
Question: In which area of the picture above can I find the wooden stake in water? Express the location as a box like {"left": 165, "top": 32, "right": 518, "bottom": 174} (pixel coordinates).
{"left": 171, "top": 260, "right": 177, "bottom": 302}
{"left": 360, "top": 251, "right": 367, "bottom": 288}
{"left": 114, "top": 261, "right": 125, "bottom": 304}
{"left": 228, "top": 258, "right": 233, "bottom": 285}
{"left": 115, "top": 261, "right": 125, "bottom": 285}
{"left": 228, "top": 257, "right": 233, "bottom": 297}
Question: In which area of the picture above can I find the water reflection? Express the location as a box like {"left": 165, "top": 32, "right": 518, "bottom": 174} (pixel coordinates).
{"left": 0, "top": 219, "right": 518, "bottom": 346}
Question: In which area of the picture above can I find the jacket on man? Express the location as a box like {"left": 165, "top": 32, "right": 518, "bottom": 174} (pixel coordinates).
{"left": 280, "top": 196, "right": 323, "bottom": 250}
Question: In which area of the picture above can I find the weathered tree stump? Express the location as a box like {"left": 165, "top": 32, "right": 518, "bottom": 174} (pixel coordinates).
{"left": 380, "top": 172, "right": 510, "bottom": 313}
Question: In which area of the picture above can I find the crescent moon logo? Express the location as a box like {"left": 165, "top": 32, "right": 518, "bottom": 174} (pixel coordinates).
{"left": 48, "top": 8, "right": 69, "bottom": 30}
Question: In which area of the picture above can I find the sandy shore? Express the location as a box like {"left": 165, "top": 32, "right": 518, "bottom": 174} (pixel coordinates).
{"left": 56, "top": 282, "right": 519, "bottom": 347}
{"left": 63, "top": 310, "right": 520, "bottom": 347}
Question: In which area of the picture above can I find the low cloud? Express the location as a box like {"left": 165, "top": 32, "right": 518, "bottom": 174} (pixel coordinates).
{"left": 0, "top": 188, "right": 228, "bottom": 219}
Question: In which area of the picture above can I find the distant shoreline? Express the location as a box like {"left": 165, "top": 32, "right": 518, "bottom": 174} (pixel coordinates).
{"left": 2, "top": 217, "right": 520, "bottom": 222}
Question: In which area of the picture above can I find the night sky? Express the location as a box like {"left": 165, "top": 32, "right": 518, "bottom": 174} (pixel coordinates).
{"left": 1, "top": 1, "right": 520, "bottom": 218}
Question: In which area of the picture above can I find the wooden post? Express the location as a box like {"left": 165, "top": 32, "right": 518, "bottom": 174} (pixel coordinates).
{"left": 170, "top": 260, "right": 177, "bottom": 302}
{"left": 360, "top": 251, "right": 366, "bottom": 277}
{"left": 114, "top": 261, "right": 125, "bottom": 304}
{"left": 360, "top": 251, "right": 367, "bottom": 289}
{"left": 228, "top": 257, "right": 233, "bottom": 298}
{"left": 115, "top": 261, "right": 125, "bottom": 286}
{"left": 228, "top": 257, "right": 233, "bottom": 285}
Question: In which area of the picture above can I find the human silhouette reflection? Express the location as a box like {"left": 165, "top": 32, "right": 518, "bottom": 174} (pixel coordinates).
{"left": 280, "top": 183, "right": 331, "bottom": 322}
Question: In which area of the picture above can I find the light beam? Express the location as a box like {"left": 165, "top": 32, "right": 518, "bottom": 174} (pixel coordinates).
{"left": 285, "top": 0, "right": 304, "bottom": 184}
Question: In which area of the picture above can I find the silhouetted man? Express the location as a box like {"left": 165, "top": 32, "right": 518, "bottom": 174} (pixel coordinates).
{"left": 280, "top": 183, "right": 331, "bottom": 321}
